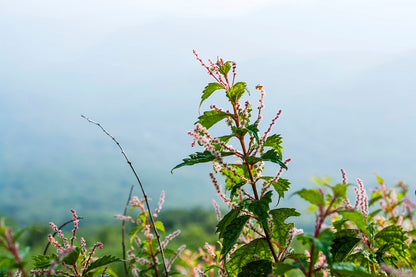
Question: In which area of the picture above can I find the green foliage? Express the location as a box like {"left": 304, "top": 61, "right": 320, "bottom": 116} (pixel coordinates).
{"left": 196, "top": 110, "right": 230, "bottom": 129}
{"left": 270, "top": 208, "right": 300, "bottom": 246}
{"left": 200, "top": 82, "right": 225, "bottom": 111}
{"left": 3, "top": 53, "right": 416, "bottom": 277}
{"left": 227, "top": 239, "right": 272, "bottom": 275}
{"left": 220, "top": 215, "right": 250, "bottom": 257}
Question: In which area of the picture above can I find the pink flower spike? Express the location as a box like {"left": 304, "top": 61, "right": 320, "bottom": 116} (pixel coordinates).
{"left": 70, "top": 209, "right": 79, "bottom": 247}
{"left": 160, "top": 230, "right": 181, "bottom": 249}
{"left": 153, "top": 191, "right": 165, "bottom": 220}
{"left": 340, "top": 169, "right": 347, "bottom": 184}
{"left": 212, "top": 199, "right": 221, "bottom": 220}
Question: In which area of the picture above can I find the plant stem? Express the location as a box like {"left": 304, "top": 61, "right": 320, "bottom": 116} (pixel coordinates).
{"left": 231, "top": 102, "right": 279, "bottom": 263}
{"left": 82, "top": 115, "right": 170, "bottom": 277}
{"left": 122, "top": 185, "right": 134, "bottom": 275}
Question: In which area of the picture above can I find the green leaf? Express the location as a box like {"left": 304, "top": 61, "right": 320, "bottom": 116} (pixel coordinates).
{"left": 129, "top": 226, "right": 144, "bottom": 245}
{"left": 261, "top": 149, "right": 287, "bottom": 169}
{"left": 31, "top": 254, "right": 57, "bottom": 269}
{"left": 331, "top": 235, "right": 361, "bottom": 262}
{"left": 226, "top": 82, "right": 246, "bottom": 103}
{"left": 331, "top": 262, "right": 376, "bottom": 276}
{"left": 0, "top": 255, "right": 18, "bottom": 270}
{"left": 172, "top": 151, "right": 233, "bottom": 172}
{"left": 375, "top": 174, "right": 384, "bottom": 185}
{"left": 199, "top": 82, "right": 225, "bottom": 112}
{"left": 263, "top": 134, "right": 283, "bottom": 157}
{"left": 217, "top": 135, "right": 234, "bottom": 144}
{"left": 374, "top": 225, "right": 409, "bottom": 256}
{"left": 219, "top": 62, "right": 232, "bottom": 75}
{"left": 238, "top": 259, "right": 272, "bottom": 277}
{"left": 63, "top": 247, "right": 81, "bottom": 265}
{"left": 154, "top": 221, "right": 165, "bottom": 234}
{"left": 227, "top": 239, "right": 272, "bottom": 275}
{"left": 216, "top": 209, "right": 240, "bottom": 238}
{"left": 271, "top": 178, "right": 291, "bottom": 201}
{"left": 231, "top": 126, "right": 248, "bottom": 137}
{"left": 247, "top": 191, "right": 273, "bottom": 232}
{"left": 246, "top": 123, "right": 259, "bottom": 143}
{"left": 332, "top": 183, "right": 349, "bottom": 199}
{"left": 303, "top": 231, "right": 334, "bottom": 265}
{"left": 295, "top": 188, "right": 324, "bottom": 206}
{"left": 196, "top": 110, "right": 230, "bottom": 129}
{"left": 273, "top": 263, "right": 299, "bottom": 275}
{"left": 220, "top": 215, "right": 250, "bottom": 257}
{"left": 85, "top": 255, "right": 121, "bottom": 273}
{"left": 338, "top": 210, "right": 369, "bottom": 237}
{"left": 270, "top": 208, "right": 300, "bottom": 246}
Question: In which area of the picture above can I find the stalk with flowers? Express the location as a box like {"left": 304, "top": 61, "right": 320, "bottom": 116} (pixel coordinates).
{"left": 173, "top": 51, "right": 416, "bottom": 276}
{"left": 30, "top": 209, "right": 120, "bottom": 276}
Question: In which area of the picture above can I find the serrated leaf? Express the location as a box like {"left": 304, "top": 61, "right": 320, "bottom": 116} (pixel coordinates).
{"left": 295, "top": 188, "right": 324, "bottom": 206}
{"left": 220, "top": 215, "right": 250, "bottom": 257}
{"left": 63, "top": 247, "right": 81, "bottom": 265}
{"left": 263, "top": 134, "right": 283, "bottom": 157}
{"left": 196, "top": 110, "right": 230, "bottom": 129}
{"left": 231, "top": 126, "right": 248, "bottom": 137}
{"left": 338, "top": 210, "right": 369, "bottom": 237}
{"left": 85, "top": 255, "right": 121, "bottom": 273}
{"left": 226, "top": 82, "right": 246, "bottom": 103}
{"left": 271, "top": 178, "right": 291, "bottom": 200}
{"left": 216, "top": 209, "right": 240, "bottom": 238}
{"left": 331, "top": 235, "right": 361, "bottom": 262}
{"left": 261, "top": 149, "right": 287, "bottom": 169}
{"left": 247, "top": 191, "right": 272, "bottom": 232}
{"left": 270, "top": 208, "right": 300, "bottom": 246}
{"left": 374, "top": 225, "right": 409, "bottom": 256}
{"left": 171, "top": 151, "right": 234, "bottom": 172}
{"left": 217, "top": 135, "right": 234, "bottom": 144}
{"left": 199, "top": 83, "right": 225, "bottom": 112}
{"left": 31, "top": 254, "right": 57, "bottom": 269}
{"left": 246, "top": 123, "right": 259, "bottom": 143}
{"left": 238, "top": 259, "right": 272, "bottom": 277}
{"left": 227, "top": 239, "right": 272, "bottom": 275}
{"left": 219, "top": 62, "right": 232, "bottom": 75}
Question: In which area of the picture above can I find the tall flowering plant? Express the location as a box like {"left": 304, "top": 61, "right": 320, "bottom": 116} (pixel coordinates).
{"left": 173, "top": 51, "right": 295, "bottom": 276}
{"left": 173, "top": 52, "right": 416, "bottom": 276}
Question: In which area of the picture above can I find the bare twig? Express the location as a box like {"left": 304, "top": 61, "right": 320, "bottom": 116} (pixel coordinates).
{"left": 122, "top": 185, "right": 134, "bottom": 275}
{"left": 81, "top": 115, "right": 169, "bottom": 277}
{"left": 43, "top": 217, "right": 83, "bottom": 255}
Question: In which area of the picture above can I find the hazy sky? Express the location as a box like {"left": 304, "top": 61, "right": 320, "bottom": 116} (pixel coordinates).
{"left": 1, "top": 0, "right": 415, "bottom": 223}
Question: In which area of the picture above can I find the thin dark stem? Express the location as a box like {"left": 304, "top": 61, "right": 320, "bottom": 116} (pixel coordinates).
{"left": 122, "top": 185, "right": 134, "bottom": 276}
{"left": 43, "top": 217, "right": 83, "bottom": 255}
{"left": 82, "top": 115, "right": 170, "bottom": 277}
